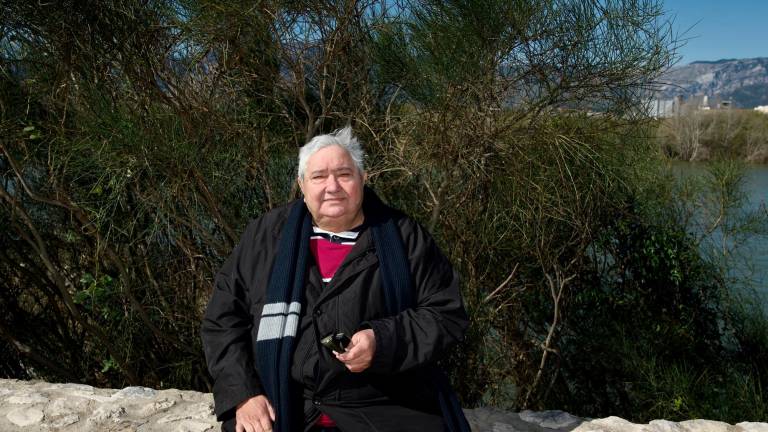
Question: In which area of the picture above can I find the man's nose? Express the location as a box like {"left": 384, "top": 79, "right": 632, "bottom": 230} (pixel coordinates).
{"left": 326, "top": 175, "right": 340, "bottom": 191}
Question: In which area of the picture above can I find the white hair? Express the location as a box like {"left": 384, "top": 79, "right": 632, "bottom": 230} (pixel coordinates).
{"left": 297, "top": 126, "right": 366, "bottom": 179}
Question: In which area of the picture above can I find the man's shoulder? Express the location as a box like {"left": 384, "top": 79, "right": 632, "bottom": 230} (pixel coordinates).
{"left": 365, "top": 194, "right": 429, "bottom": 244}
{"left": 242, "top": 199, "right": 301, "bottom": 242}
{"left": 381, "top": 207, "right": 441, "bottom": 256}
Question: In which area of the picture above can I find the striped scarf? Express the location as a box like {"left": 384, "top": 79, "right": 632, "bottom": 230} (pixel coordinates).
{"left": 255, "top": 200, "right": 311, "bottom": 432}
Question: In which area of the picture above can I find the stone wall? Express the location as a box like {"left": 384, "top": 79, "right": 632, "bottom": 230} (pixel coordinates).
{"left": 1, "top": 379, "right": 767, "bottom": 432}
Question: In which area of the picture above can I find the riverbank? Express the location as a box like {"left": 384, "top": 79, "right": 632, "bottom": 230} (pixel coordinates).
{"left": 1, "top": 379, "right": 766, "bottom": 432}
{"left": 658, "top": 109, "right": 768, "bottom": 163}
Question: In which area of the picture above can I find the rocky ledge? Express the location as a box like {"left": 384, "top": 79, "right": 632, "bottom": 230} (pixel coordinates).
{"left": 1, "top": 379, "right": 767, "bottom": 432}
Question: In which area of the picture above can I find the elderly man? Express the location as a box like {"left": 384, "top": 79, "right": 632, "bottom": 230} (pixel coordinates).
{"left": 201, "top": 127, "right": 469, "bottom": 432}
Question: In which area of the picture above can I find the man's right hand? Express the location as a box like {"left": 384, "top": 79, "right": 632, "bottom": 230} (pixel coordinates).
{"left": 235, "top": 395, "right": 275, "bottom": 432}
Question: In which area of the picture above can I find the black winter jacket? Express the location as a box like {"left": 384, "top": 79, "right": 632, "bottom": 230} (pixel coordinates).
{"left": 201, "top": 199, "right": 469, "bottom": 431}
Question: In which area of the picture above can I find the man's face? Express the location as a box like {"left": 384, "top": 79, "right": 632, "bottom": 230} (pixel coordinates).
{"left": 298, "top": 145, "right": 366, "bottom": 230}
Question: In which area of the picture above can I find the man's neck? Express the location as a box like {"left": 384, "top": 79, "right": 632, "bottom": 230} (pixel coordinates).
{"left": 314, "top": 212, "right": 364, "bottom": 233}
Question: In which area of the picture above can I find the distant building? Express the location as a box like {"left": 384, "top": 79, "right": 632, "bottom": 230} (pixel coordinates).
{"left": 646, "top": 94, "right": 735, "bottom": 118}
{"left": 701, "top": 95, "right": 710, "bottom": 110}
{"left": 755, "top": 105, "right": 768, "bottom": 114}
{"left": 646, "top": 98, "right": 678, "bottom": 118}
{"left": 688, "top": 95, "right": 707, "bottom": 110}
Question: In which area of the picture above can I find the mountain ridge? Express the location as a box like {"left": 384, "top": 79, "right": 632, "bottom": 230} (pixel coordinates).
{"left": 656, "top": 57, "right": 768, "bottom": 108}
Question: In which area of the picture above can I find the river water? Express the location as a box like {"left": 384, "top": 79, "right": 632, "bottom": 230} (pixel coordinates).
{"left": 673, "top": 163, "right": 768, "bottom": 300}
{"left": 740, "top": 165, "right": 768, "bottom": 292}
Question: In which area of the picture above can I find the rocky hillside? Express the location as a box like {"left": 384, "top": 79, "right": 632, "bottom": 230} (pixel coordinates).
{"left": 658, "top": 58, "right": 768, "bottom": 108}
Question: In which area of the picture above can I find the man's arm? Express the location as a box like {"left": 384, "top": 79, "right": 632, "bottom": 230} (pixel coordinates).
{"left": 358, "top": 217, "right": 469, "bottom": 374}
{"left": 200, "top": 220, "right": 264, "bottom": 420}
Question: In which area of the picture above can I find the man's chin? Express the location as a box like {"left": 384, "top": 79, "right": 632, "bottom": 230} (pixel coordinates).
{"left": 319, "top": 210, "right": 348, "bottom": 219}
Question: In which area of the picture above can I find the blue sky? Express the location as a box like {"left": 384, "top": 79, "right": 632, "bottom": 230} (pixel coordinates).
{"left": 663, "top": 0, "right": 768, "bottom": 64}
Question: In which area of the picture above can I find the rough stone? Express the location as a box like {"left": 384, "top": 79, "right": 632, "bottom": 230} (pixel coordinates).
{"left": 650, "top": 419, "right": 689, "bottom": 432}
{"left": 158, "top": 413, "right": 197, "bottom": 424}
{"left": 47, "top": 397, "right": 90, "bottom": 415}
{"left": 137, "top": 398, "right": 176, "bottom": 417}
{"left": 574, "top": 416, "right": 648, "bottom": 432}
{"left": 0, "top": 379, "right": 764, "bottom": 432}
{"left": 7, "top": 392, "right": 48, "bottom": 404}
{"left": 47, "top": 413, "right": 80, "bottom": 428}
{"left": 68, "top": 389, "right": 114, "bottom": 403}
{"left": 492, "top": 422, "right": 525, "bottom": 432}
{"left": 7, "top": 407, "right": 44, "bottom": 427}
{"left": 107, "top": 420, "right": 148, "bottom": 431}
{"left": 519, "top": 409, "right": 582, "bottom": 429}
{"left": 88, "top": 404, "right": 127, "bottom": 424}
{"left": 45, "top": 383, "right": 95, "bottom": 393}
{"left": 113, "top": 386, "right": 158, "bottom": 399}
{"left": 680, "top": 419, "right": 735, "bottom": 432}
{"left": 174, "top": 420, "right": 215, "bottom": 432}
{"left": 463, "top": 407, "right": 533, "bottom": 432}
{"left": 736, "top": 423, "right": 768, "bottom": 432}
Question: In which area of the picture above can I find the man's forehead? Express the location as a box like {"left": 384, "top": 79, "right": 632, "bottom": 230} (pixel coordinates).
{"left": 308, "top": 165, "right": 355, "bottom": 174}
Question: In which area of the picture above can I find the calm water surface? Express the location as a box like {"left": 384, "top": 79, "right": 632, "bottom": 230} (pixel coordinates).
{"left": 674, "top": 163, "right": 768, "bottom": 298}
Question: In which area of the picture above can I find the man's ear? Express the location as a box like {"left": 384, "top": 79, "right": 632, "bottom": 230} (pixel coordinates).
{"left": 297, "top": 177, "right": 304, "bottom": 195}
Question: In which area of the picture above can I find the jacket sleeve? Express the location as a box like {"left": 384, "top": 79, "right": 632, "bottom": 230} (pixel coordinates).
{"left": 364, "top": 217, "right": 469, "bottom": 374}
{"left": 200, "top": 220, "right": 262, "bottom": 420}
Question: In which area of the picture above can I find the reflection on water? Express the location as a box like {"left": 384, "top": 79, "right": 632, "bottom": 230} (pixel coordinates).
{"left": 739, "top": 166, "right": 768, "bottom": 292}
{"left": 672, "top": 162, "right": 768, "bottom": 296}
